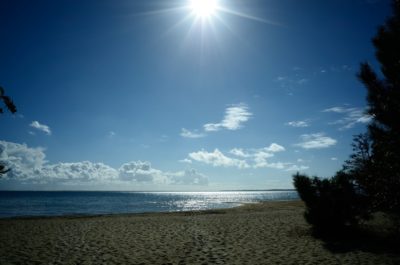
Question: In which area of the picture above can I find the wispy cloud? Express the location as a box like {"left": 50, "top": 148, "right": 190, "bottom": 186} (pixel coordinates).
{"left": 203, "top": 103, "right": 252, "bottom": 132}
{"left": 285, "top": 120, "right": 309, "bottom": 128}
{"left": 30, "top": 121, "right": 51, "bottom": 135}
{"left": 108, "top": 131, "right": 116, "bottom": 138}
{"left": 285, "top": 165, "right": 310, "bottom": 171}
{"left": 179, "top": 158, "right": 192, "bottom": 164}
{"left": 295, "top": 133, "right": 337, "bottom": 149}
{"left": 180, "top": 128, "right": 205, "bottom": 138}
{"left": 297, "top": 78, "right": 308, "bottom": 85}
{"left": 323, "top": 106, "right": 372, "bottom": 130}
{"left": 180, "top": 103, "right": 252, "bottom": 138}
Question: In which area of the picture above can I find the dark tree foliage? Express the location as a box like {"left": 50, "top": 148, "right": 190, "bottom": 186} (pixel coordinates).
{"left": 0, "top": 86, "right": 17, "bottom": 176}
{"left": 0, "top": 165, "right": 10, "bottom": 175}
{"left": 356, "top": 0, "right": 400, "bottom": 214}
{"left": 293, "top": 172, "right": 368, "bottom": 234}
{"left": 0, "top": 86, "right": 17, "bottom": 114}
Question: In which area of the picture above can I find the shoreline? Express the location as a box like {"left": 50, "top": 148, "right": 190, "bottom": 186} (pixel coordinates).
{"left": 0, "top": 199, "right": 298, "bottom": 220}
{"left": 1, "top": 200, "right": 398, "bottom": 265}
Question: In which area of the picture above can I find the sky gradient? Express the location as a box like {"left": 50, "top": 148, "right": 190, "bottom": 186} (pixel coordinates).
{"left": 0, "top": 0, "right": 392, "bottom": 190}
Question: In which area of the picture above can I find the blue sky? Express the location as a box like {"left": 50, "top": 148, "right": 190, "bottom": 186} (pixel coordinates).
{"left": 0, "top": 0, "right": 392, "bottom": 190}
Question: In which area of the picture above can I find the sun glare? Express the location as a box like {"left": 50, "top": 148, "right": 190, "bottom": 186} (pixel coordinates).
{"left": 190, "top": 0, "right": 218, "bottom": 18}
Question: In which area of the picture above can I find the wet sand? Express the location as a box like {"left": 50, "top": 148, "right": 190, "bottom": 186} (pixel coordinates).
{"left": 0, "top": 201, "right": 398, "bottom": 265}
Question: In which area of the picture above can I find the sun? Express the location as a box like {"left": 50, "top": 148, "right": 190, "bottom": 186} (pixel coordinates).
{"left": 189, "top": 0, "right": 218, "bottom": 18}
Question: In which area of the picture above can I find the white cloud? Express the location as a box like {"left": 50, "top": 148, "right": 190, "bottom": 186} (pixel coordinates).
{"left": 169, "top": 169, "right": 208, "bottom": 186}
{"left": 253, "top": 151, "right": 275, "bottom": 168}
{"left": 0, "top": 141, "right": 47, "bottom": 180}
{"left": 189, "top": 149, "right": 249, "bottom": 169}
{"left": 179, "top": 158, "right": 192, "bottom": 164}
{"left": 264, "top": 143, "right": 285, "bottom": 152}
{"left": 0, "top": 141, "right": 208, "bottom": 187}
{"left": 323, "top": 106, "right": 349, "bottom": 113}
{"left": 180, "top": 128, "right": 205, "bottom": 138}
{"left": 30, "top": 121, "right": 51, "bottom": 135}
{"left": 181, "top": 103, "right": 252, "bottom": 139}
{"left": 285, "top": 165, "right": 309, "bottom": 171}
{"left": 248, "top": 144, "right": 286, "bottom": 168}
{"left": 188, "top": 144, "right": 307, "bottom": 171}
{"left": 295, "top": 133, "right": 337, "bottom": 149}
{"left": 323, "top": 106, "right": 372, "bottom": 130}
{"left": 204, "top": 103, "right": 252, "bottom": 132}
{"left": 331, "top": 157, "right": 338, "bottom": 161}
{"left": 43, "top": 162, "right": 118, "bottom": 183}
{"left": 286, "top": 120, "right": 309, "bottom": 127}
{"left": 229, "top": 148, "right": 251, "bottom": 158}
{"left": 118, "top": 161, "right": 168, "bottom": 184}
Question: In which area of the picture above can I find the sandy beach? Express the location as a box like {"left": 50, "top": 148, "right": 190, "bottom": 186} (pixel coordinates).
{"left": 0, "top": 201, "right": 399, "bottom": 265}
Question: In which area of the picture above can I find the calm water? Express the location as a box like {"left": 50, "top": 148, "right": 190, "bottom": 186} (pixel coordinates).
{"left": 0, "top": 190, "right": 298, "bottom": 218}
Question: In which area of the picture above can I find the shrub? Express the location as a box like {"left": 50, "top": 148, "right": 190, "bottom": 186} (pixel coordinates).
{"left": 293, "top": 172, "right": 369, "bottom": 234}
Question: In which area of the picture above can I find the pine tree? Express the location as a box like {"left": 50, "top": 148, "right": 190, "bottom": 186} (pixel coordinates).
{"left": 0, "top": 86, "right": 17, "bottom": 175}
{"left": 0, "top": 86, "right": 17, "bottom": 115}
{"left": 357, "top": 0, "right": 400, "bottom": 213}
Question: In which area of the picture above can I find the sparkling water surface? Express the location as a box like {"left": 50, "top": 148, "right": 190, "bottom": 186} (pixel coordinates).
{"left": 0, "top": 191, "right": 298, "bottom": 218}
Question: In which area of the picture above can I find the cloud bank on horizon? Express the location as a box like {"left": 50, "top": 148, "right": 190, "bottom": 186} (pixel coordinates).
{"left": 0, "top": 141, "right": 208, "bottom": 190}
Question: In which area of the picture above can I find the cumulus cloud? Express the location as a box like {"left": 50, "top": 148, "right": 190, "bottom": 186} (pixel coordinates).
{"left": 188, "top": 144, "right": 307, "bottom": 171}
{"left": 180, "top": 128, "right": 205, "bottom": 138}
{"left": 252, "top": 151, "right": 275, "bottom": 168}
{"left": 323, "top": 106, "right": 372, "bottom": 130}
{"left": 30, "top": 121, "right": 51, "bottom": 135}
{"left": 203, "top": 103, "right": 252, "bottom": 132}
{"left": 264, "top": 143, "right": 285, "bottom": 152}
{"left": 42, "top": 162, "right": 118, "bottom": 183}
{"left": 295, "top": 133, "right": 337, "bottom": 149}
{"left": 0, "top": 141, "right": 208, "bottom": 188}
{"left": 285, "top": 120, "right": 309, "bottom": 127}
{"left": 0, "top": 141, "right": 47, "bottom": 181}
{"left": 118, "top": 161, "right": 168, "bottom": 184}
{"left": 169, "top": 169, "right": 208, "bottom": 186}
{"left": 189, "top": 149, "right": 249, "bottom": 169}
{"left": 229, "top": 148, "right": 251, "bottom": 158}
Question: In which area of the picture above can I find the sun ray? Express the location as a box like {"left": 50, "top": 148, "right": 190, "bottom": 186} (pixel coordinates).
{"left": 217, "top": 6, "right": 282, "bottom": 26}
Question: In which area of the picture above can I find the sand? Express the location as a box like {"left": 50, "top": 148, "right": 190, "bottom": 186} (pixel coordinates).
{"left": 0, "top": 201, "right": 399, "bottom": 265}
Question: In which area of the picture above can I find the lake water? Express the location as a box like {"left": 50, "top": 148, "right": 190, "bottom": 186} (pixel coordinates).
{"left": 0, "top": 190, "right": 298, "bottom": 218}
